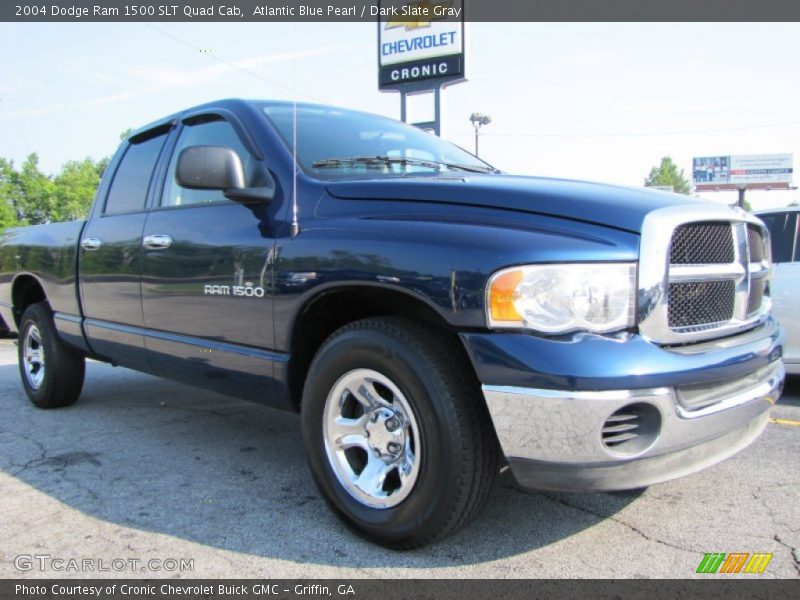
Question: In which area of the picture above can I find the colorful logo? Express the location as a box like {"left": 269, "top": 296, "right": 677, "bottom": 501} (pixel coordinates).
{"left": 385, "top": 1, "right": 453, "bottom": 31}
{"left": 696, "top": 552, "right": 773, "bottom": 574}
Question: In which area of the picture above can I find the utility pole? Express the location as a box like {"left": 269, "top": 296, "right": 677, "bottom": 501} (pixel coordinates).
{"left": 470, "top": 113, "right": 491, "bottom": 156}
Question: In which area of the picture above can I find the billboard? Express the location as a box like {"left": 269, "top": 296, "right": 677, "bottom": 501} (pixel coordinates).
{"left": 693, "top": 154, "right": 794, "bottom": 190}
{"left": 377, "top": 0, "right": 465, "bottom": 90}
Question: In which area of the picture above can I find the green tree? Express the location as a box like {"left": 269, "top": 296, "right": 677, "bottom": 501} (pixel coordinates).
{"left": 0, "top": 127, "right": 131, "bottom": 231}
{"left": 96, "top": 155, "right": 111, "bottom": 179}
{"left": 17, "top": 154, "right": 57, "bottom": 225}
{"left": 0, "top": 153, "right": 109, "bottom": 230}
{"left": 53, "top": 158, "right": 102, "bottom": 221}
{"left": 0, "top": 159, "right": 21, "bottom": 230}
{"left": 0, "top": 199, "right": 17, "bottom": 231}
{"left": 645, "top": 156, "right": 692, "bottom": 195}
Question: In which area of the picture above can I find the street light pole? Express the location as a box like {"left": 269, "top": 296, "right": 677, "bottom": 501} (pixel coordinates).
{"left": 469, "top": 112, "right": 491, "bottom": 157}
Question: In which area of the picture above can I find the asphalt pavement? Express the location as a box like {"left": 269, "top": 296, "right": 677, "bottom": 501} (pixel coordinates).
{"left": 0, "top": 339, "right": 798, "bottom": 578}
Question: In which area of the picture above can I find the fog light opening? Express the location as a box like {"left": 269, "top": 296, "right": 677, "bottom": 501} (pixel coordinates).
{"left": 601, "top": 402, "right": 661, "bottom": 457}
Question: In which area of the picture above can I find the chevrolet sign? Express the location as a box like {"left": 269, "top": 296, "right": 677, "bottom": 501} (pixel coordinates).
{"left": 377, "top": 0, "right": 466, "bottom": 90}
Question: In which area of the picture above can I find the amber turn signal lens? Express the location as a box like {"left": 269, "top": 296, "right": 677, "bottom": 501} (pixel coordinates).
{"left": 488, "top": 269, "right": 523, "bottom": 323}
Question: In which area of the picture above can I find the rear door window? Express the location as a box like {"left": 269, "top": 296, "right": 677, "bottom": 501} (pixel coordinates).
{"left": 103, "top": 134, "right": 167, "bottom": 215}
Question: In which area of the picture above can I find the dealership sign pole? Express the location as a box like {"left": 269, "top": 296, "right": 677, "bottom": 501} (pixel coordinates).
{"left": 693, "top": 154, "right": 795, "bottom": 208}
{"left": 377, "top": 0, "right": 466, "bottom": 135}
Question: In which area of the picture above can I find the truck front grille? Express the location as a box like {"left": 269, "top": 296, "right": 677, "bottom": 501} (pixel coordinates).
{"left": 665, "top": 221, "right": 770, "bottom": 335}
{"left": 638, "top": 206, "right": 772, "bottom": 345}
{"left": 668, "top": 281, "right": 736, "bottom": 329}
{"left": 670, "top": 222, "right": 734, "bottom": 264}
{"left": 747, "top": 278, "right": 767, "bottom": 317}
{"left": 747, "top": 225, "right": 766, "bottom": 263}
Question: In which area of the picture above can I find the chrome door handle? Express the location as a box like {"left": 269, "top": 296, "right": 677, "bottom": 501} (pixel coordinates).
{"left": 80, "top": 237, "right": 103, "bottom": 251}
{"left": 143, "top": 234, "right": 172, "bottom": 250}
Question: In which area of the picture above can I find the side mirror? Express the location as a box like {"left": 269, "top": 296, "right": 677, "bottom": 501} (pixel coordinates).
{"left": 176, "top": 145, "right": 245, "bottom": 190}
{"left": 176, "top": 145, "right": 274, "bottom": 203}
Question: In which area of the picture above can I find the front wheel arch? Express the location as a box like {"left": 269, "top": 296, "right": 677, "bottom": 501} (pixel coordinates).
{"left": 287, "top": 284, "right": 459, "bottom": 410}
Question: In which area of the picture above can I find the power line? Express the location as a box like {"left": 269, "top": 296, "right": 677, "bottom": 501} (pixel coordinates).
{"left": 142, "top": 23, "right": 800, "bottom": 141}
{"left": 450, "top": 119, "right": 800, "bottom": 139}
{"left": 142, "top": 23, "right": 321, "bottom": 102}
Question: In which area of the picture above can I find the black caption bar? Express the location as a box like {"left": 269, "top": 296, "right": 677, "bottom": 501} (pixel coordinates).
{"left": 3, "top": 0, "right": 800, "bottom": 22}
{"left": 1, "top": 580, "right": 799, "bottom": 600}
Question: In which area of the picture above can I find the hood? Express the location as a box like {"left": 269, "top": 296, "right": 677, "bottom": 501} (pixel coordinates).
{"left": 325, "top": 174, "right": 709, "bottom": 233}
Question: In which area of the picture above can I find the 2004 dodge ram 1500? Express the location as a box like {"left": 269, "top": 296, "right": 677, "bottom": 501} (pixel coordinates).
{"left": 0, "top": 99, "right": 785, "bottom": 548}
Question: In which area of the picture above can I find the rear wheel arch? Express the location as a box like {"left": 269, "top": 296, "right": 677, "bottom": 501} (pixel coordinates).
{"left": 12, "top": 274, "right": 47, "bottom": 325}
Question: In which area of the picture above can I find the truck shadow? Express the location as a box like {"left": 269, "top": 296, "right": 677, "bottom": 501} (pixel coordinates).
{"left": 778, "top": 373, "right": 800, "bottom": 406}
{"left": 0, "top": 359, "right": 644, "bottom": 568}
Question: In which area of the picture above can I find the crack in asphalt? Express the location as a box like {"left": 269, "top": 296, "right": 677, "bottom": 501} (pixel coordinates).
{"left": 503, "top": 482, "right": 701, "bottom": 556}
{"left": 773, "top": 534, "right": 800, "bottom": 577}
{"left": 4, "top": 431, "right": 48, "bottom": 476}
{"left": 3, "top": 429, "right": 105, "bottom": 506}
{"left": 752, "top": 486, "right": 800, "bottom": 574}
{"left": 544, "top": 493, "right": 701, "bottom": 556}
{"left": 751, "top": 486, "right": 781, "bottom": 523}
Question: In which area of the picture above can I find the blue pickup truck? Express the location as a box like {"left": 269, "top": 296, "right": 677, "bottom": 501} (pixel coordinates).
{"left": 0, "top": 99, "right": 785, "bottom": 548}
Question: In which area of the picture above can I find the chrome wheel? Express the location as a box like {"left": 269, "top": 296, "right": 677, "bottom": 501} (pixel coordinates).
{"left": 323, "top": 368, "right": 421, "bottom": 509}
{"left": 22, "top": 324, "right": 45, "bottom": 390}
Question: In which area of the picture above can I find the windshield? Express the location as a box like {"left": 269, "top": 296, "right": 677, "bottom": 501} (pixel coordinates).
{"left": 259, "top": 102, "right": 497, "bottom": 180}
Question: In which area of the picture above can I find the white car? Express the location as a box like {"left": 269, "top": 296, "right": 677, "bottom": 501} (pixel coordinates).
{"left": 757, "top": 207, "right": 799, "bottom": 374}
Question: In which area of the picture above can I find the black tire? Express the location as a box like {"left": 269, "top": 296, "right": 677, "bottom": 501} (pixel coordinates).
{"left": 301, "top": 317, "right": 499, "bottom": 549}
{"left": 18, "top": 302, "right": 85, "bottom": 409}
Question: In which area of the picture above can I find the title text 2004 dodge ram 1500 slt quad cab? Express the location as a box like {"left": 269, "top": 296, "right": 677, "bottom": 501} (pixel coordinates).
{"left": 0, "top": 100, "right": 785, "bottom": 548}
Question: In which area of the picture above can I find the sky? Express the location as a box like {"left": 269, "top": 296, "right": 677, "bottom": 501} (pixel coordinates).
{"left": 1, "top": 21, "right": 799, "bottom": 210}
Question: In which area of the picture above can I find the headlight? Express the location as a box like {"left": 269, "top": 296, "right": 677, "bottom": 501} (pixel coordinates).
{"left": 486, "top": 263, "right": 637, "bottom": 334}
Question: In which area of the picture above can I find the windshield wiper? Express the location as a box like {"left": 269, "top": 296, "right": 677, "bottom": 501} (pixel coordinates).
{"left": 311, "top": 156, "right": 406, "bottom": 169}
{"left": 311, "top": 155, "right": 498, "bottom": 174}
{"left": 385, "top": 156, "right": 499, "bottom": 174}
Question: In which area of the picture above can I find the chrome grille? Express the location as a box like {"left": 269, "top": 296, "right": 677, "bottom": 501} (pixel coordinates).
{"left": 668, "top": 281, "right": 735, "bottom": 328}
{"left": 670, "top": 222, "right": 734, "bottom": 264}
{"left": 747, "top": 225, "right": 765, "bottom": 263}
{"left": 638, "top": 205, "right": 772, "bottom": 345}
{"left": 747, "top": 278, "right": 766, "bottom": 316}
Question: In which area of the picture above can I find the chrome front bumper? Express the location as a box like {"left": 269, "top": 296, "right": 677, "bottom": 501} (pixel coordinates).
{"left": 483, "top": 360, "right": 785, "bottom": 491}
